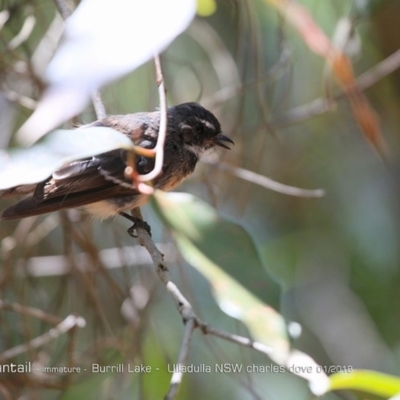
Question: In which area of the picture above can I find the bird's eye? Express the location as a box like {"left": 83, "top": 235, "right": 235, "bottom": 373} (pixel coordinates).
{"left": 181, "top": 125, "right": 194, "bottom": 143}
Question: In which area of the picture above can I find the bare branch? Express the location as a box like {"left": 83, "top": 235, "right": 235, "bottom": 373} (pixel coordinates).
{"left": 133, "top": 224, "right": 200, "bottom": 398}
{"left": 3, "top": 90, "right": 37, "bottom": 109}
{"left": 218, "top": 163, "right": 325, "bottom": 198}
{"left": 164, "top": 319, "right": 196, "bottom": 400}
{"left": 7, "top": 15, "right": 36, "bottom": 50}
{"left": 0, "top": 301, "right": 61, "bottom": 325}
{"left": 134, "top": 225, "right": 195, "bottom": 318}
{"left": 0, "top": 315, "right": 86, "bottom": 362}
{"left": 53, "top": 0, "right": 72, "bottom": 19}
{"left": 0, "top": 10, "right": 10, "bottom": 30}
{"left": 357, "top": 48, "right": 400, "bottom": 89}
{"left": 201, "top": 325, "right": 272, "bottom": 357}
{"left": 17, "top": 243, "right": 177, "bottom": 277}
{"left": 138, "top": 55, "right": 168, "bottom": 182}
{"left": 276, "top": 48, "right": 400, "bottom": 128}
{"left": 91, "top": 91, "right": 107, "bottom": 120}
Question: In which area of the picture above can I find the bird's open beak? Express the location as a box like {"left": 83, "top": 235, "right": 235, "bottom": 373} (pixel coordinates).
{"left": 214, "top": 133, "right": 234, "bottom": 150}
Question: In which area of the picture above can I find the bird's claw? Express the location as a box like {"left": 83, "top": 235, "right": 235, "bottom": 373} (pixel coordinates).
{"left": 119, "top": 212, "right": 152, "bottom": 237}
{"left": 127, "top": 218, "right": 152, "bottom": 237}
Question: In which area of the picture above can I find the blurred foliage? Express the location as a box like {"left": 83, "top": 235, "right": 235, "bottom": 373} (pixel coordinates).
{"left": 152, "top": 191, "right": 288, "bottom": 363}
{"left": 197, "top": 0, "right": 217, "bottom": 17}
{"left": 329, "top": 370, "right": 400, "bottom": 398}
{"left": 1, "top": 0, "right": 400, "bottom": 399}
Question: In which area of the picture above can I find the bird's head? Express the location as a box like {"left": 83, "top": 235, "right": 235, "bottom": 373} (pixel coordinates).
{"left": 170, "top": 102, "right": 234, "bottom": 159}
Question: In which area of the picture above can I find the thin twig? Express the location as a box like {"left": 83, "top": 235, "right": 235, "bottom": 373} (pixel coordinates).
{"left": 164, "top": 319, "right": 196, "bottom": 400}
{"left": 0, "top": 300, "right": 62, "bottom": 325}
{"left": 7, "top": 15, "right": 36, "bottom": 50}
{"left": 26, "top": 214, "right": 59, "bottom": 247}
{"left": 91, "top": 91, "right": 107, "bottom": 119}
{"left": 138, "top": 55, "right": 168, "bottom": 182}
{"left": 60, "top": 213, "right": 114, "bottom": 334}
{"left": 53, "top": 0, "right": 72, "bottom": 19}
{"left": 0, "top": 384, "right": 13, "bottom": 400}
{"left": 218, "top": 163, "right": 325, "bottom": 198}
{"left": 17, "top": 243, "right": 177, "bottom": 277}
{"left": 357, "top": 48, "right": 400, "bottom": 89}
{"left": 0, "top": 10, "right": 10, "bottom": 30}
{"left": 0, "top": 314, "right": 85, "bottom": 362}
{"left": 64, "top": 320, "right": 80, "bottom": 389}
{"left": 276, "top": 48, "right": 400, "bottom": 128}
{"left": 3, "top": 90, "right": 37, "bottom": 109}
{"left": 134, "top": 225, "right": 198, "bottom": 399}
{"left": 201, "top": 325, "right": 272, "bottom": 356}
{"left": 134, "top": 225, "right": 196, "bottom": 320}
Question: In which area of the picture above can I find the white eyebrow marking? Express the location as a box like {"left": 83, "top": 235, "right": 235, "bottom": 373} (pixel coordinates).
{"left": 201, "top": 119, "right": 215, "bottom": 130}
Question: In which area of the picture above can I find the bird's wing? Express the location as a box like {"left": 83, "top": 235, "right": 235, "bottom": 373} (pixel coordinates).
{"left": 1, "top": 153, "right": 149, "bottom": 220}
{"left": 1, "top": 184, "right": 140, "bottom": 219}
{"left": 0, "top": 185, "right": 40, "bottom": 198}
{"left": 1, "top": 116, "right": 158, "bottom": 219}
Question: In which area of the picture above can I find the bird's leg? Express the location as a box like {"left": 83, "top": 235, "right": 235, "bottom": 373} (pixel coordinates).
{"left": 119, "top": 211, "right": 151, "bottom": 237}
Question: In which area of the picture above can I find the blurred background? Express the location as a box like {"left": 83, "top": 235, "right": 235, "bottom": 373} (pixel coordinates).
{"left": 1, "top": 0, "right": 400, "bottom": 399}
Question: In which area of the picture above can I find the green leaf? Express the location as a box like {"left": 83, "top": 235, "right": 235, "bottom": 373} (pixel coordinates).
{"left": 152, "top": 191, "right": 279, "bottom": 299}
{"left": 327, "top": 370, "right": 400, "bottom": 398}
{"left": 197, "top": 0, "right": 217, "bottom": 16}
{"left": 152, "top": 191, "right": 289, "bottom": 364}
{"left": 0, "top": 127, "right": 134, "bottom": 190}
{"left": 259, "top": 233, "right": 299, "bottom": 289}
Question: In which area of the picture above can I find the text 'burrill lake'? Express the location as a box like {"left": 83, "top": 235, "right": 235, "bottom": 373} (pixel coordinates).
{"left": 92, "top": 364, "right": 151, "bottom": 373}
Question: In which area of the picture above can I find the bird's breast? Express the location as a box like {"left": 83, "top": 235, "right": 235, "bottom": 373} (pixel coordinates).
{"left": 82, "top": 194, "right": 148, "bottom": 219}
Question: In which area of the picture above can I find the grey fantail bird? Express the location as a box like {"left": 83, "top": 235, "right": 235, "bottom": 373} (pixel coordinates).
{"left": 1, "top": 103, "right": 233, "bottom": 234}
